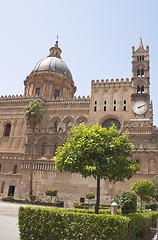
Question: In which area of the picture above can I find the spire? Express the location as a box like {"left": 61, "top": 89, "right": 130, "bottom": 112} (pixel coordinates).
{"left": 49, "top": 36, "right": 62, "bottom": 58}
{"left": 138, "top": 37, "right": 144, "bottom": 49}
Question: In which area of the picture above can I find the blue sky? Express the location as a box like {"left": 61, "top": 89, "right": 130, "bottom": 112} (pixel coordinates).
{"left": 0, "top": 0, "right": 158, "bottom": 125}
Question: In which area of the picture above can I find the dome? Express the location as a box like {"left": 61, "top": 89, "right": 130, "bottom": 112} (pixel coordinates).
{"left": 32, "top": 56, "right": 73, "bottom": 81}
{"left": 32, "top": 40, "right": 73, "bottom": 81}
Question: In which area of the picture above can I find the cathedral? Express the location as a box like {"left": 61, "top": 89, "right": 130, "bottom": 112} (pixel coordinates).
{"left": 0, "top": 38, "right": 157, "bottom": 207}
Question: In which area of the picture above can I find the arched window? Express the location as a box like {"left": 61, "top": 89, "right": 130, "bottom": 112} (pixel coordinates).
{"left": 42, "top": 143, "right": 46, "bottom": 156}
{"left": 137, "top": 69, "right": 140, "bottom": 77}
{"left": 54, "top": 121, "right": 58, "bottom": 132}
{"left": 53, "top": 143, "right": 58, "bottom": 156}
{"left": 137, "top": 86, "right": 140, "bottom": 94}
{"left": 13, "top": 165, "right": 17, "bottom": 174}
{"left": 0, "top": 164, "right": 1, "bottom": 173}
{"left": 3, "top": 123, "right": 11, "bottom": 136}
{"left": 142, "top": 55, "right": 144, "bottom": 61}
{"left": 123, "top": 106, "right": 126, "bottom": 111}
{"left": 137, "top": 56, "right": 139, "bottom": 61}
{"left": 141, "top": 85, "right": 144, "bottom": 93}
{"left": 102, "top": 118, "right": 121, "bottom": 130}
{"left": 141, "top": 68, "right": 144, "bottom": 76}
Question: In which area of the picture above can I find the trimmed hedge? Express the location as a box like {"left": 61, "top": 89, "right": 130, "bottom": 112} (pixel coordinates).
{"left": 18, "top": 207, "right": 158, "bottom": 240}
{"left": 19, "top": 207, "right": 129, "bottom": 240}
{"left": 75, "top": 203, "right": 111, "bottom": 209}
{"left": 2, "top": 196, "right": 64, "bottom": 207}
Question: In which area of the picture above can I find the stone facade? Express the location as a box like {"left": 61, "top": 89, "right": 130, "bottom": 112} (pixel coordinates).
{"left": 0, "top": 38, "right": 157, "bottom": 207}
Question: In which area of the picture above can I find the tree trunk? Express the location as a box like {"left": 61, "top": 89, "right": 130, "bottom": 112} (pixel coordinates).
{"left": 29, "top": 129, "right": 35, "bottom": 197}
{"left": 95, "top": 175, "right": 100, "bottom": 214}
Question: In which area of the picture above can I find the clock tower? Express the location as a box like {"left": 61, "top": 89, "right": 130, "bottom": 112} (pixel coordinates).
{"left": 131, "top": 38, "right": 152, "bottom": 121}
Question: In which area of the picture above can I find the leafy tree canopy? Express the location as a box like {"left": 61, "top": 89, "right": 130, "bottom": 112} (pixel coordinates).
{"left": 46, "top": 189, "right": 58, "bottom": 197}
{"left": 24, "top": 100, "right": 43, "bottom": 129}
{"left": 55, "top": 124, "right": 138, "bottom": 182}
{"left": 86, "top": 192, "right": 95, "bottom": 200}
{"left": 131, "top": 180, "right": 155, "bottom": 199}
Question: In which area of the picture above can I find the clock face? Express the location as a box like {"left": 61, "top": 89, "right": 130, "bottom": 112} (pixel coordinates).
{"left": 133, "top": 101, "right": 147, "bottom": 115}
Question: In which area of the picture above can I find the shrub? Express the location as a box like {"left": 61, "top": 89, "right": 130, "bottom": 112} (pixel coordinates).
{"left": 131, "top": 180, "right": 155, "bottom": 211}
{"left": 30, "top": 195, "right": 36, "bottom": 201}
{"left": 19, "top": 206, "right": 129, "bottom": 240}
{"left": 46, "top": 188, "right": 57, "bottom": 202}
{"left": 2, "top": 197, "right": 64, "bottom": 207}
{"left": 145, "top": 203, "right": 158, "bottom": 210}
{"left": 113, "top": 194, "right": 120, "bottom": 205}
{"left": 127, "top": 212, "right": 151, "bottom": 239}
{"left": 120, "top": 191, "right": 137, "bottom": 214}
{"left": 18, "top": 206, "right": 158, "bottom": 240}
{"left": 86, "top": 192, "right": 95, "bottom": 200}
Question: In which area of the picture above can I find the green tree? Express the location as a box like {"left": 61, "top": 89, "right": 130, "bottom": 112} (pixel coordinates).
{"left": 131, "top": 179, "right": 155, "bottom": 211}
{"left": 86, "top": 192, "right": 95, "bottom": 204}
{"left": 150, "top": 175, "right": 158, "bottom": 202}
{"left": 46, "top": 189, "right": 58, "bottom": 202}
{"left": 120, "top": 191, "right": 137, "bottom": 214}
{"left": 55, "top": 124, "right": 139, "bottom": 214}
{"left": 24, "top": 100, "right": 43, "bottom": 197}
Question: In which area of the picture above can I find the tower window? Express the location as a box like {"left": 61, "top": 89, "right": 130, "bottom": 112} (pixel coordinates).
{"left": 137, "top": 69, "right": 140, "bottom": 77}
{"left": 104, "top": 100, "right": 106, "bottom": 104}
{"left": 114, "top": 100, "right": 116, "bottom": 104}
{"left": 140, "top": 55, "right": 142, "bottom": 61}
{"left": 13, "top": 165, "right": 17, "bottom": 174}
{"left": 141, "top": 85, "right": 144, "bottom": 93}
{"left": 3, "top": 123, "right": 11, "bottom": 136}
{"left": 137, "top": 56, "right": 139, "bottom": 61}
{"left": 95, "top": 101, "right": 97, "bottom": 105}
{"left": 54, "top": 90, "right": 60, "bottom": 99}
{"left": 124, "top": 106, "right": 126, "bottom": 111}
{"left": 141, "top": 68, "right": 144, "bottom": 76}
{"left": 35, "top": 88, "right": 40, "bottom": 96}
{"left": 124, "top": 100, "right": 126, "bottom": 104}
{"left": 0, "top": 164, "right": 1, "bottom": 173}
{"left": 142, "top": 55, "right": 144, "bottom": 61}
{"left": 137, "top": 86, "right": 140, "bottom": 94}
{"left": 113, "top": 106, "right": 116, "bottom": 111}
{"left": 94, "top": 106, "right": 97, "bottom": 112}
{"left": 42, "top": 143, "right": 46, "bottom": 156}
{"left": 104, "top": 106, "right": 106, "bottom": 111}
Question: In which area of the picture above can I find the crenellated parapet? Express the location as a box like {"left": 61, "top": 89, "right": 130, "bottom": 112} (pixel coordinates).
{"left": 0, "top": 94, "right": 90, "bottom": 102}
{"left": 91, "top": 78, "right": 131, "bottom": 89}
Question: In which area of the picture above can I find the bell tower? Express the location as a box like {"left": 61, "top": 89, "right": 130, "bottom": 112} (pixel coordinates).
{"left": 132, "top": 37, "right": 150, "bottom": 94}
{"left": 131, "top": 38, "right": 152, "bottom": 121}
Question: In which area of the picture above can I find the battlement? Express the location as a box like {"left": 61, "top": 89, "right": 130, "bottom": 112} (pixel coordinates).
{"left": 0, "top": 94, "right": 91, "bottom": 102}
{"left": 91, "top": 78, "right": 131, "bottom": 88}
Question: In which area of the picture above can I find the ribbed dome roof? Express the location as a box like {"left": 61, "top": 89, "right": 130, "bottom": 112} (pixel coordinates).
{"left": 32, "top": 40, "right": 73, "bottom": 81}
{"left": 32, "top": 56, "right": 73, "bottom": 81}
